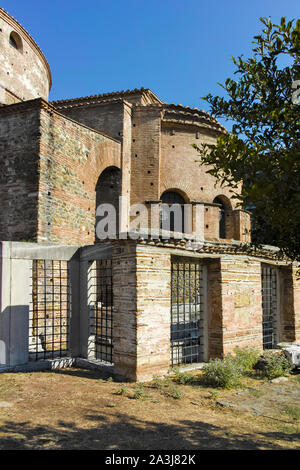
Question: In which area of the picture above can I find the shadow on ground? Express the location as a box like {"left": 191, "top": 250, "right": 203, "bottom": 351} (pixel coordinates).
{"left": 0, "top": 411, "right": 298, "bottom": 450}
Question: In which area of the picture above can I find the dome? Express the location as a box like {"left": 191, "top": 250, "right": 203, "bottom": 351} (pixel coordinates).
{"left": 0, "top": 9, "right": 52, "bottom": 105}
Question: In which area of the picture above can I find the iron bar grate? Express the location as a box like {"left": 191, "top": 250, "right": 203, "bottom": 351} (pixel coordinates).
{"left": 261, "top": 265, "right": 278, "bottom": 349}
{"left": 29, "top": 259, "right": 70, "bottom": 361}
{"left": 171, "top": 257, "right": 205, "bottom": 366}
{"left": 88, "top": 259, "right": 113, "bottom": 364}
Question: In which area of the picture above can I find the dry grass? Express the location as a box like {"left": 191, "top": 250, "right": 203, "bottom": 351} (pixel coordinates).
{"left": 0, "top": 367, "right": 299, "bottom": 450}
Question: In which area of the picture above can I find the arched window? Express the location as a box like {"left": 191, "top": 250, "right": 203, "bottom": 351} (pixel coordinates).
{"left": 95, "top": 166, "right": 122, "bottom": 240}
{"left": 9, "top": 32, "right": 23, "bottom": 52}
{"left": 213, "top": 196, "right": 226, "bottom": 239}
{"left": 160, "top": 191, "right": 185, "bottom": 233}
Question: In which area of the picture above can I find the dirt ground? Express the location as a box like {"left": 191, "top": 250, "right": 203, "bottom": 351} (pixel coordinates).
{"left": 0, "top": 367, "right": 299, "bottom": 450}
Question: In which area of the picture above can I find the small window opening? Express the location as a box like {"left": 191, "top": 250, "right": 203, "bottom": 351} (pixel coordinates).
{"left": 9, "top": 32, "right": 23, "bottom": 52}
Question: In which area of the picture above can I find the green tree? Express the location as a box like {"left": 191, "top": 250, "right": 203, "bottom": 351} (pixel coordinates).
{"left": 194, "top": 17, "right": 300, "bottom": 262}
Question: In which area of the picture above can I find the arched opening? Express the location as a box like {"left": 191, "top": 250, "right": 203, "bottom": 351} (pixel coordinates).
{"left": 213, "top": 196, "right": 231, "bottom": 239}
{"left": 160, "top": 190, "right": 186, "bottom": 233}
{"left": 95, "top": 166, "right": 122, "bottom": 240}
{"left": 9, "top": 32, "right": 23, "bottom": 52}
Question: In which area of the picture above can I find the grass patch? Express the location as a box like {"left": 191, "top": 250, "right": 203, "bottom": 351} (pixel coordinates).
{"left": 248, "top": 388, "right": 265, "bottom": 398}
{"left": 171, "top": 368, "right": 195, "bottom": 385}
{"left": 163, "top": 384, "right": 184, "bottom": 400}
{"left": 115, "top": 385, "right": 128, "bottom": 396}
{"left": 282, "top": 405, "right": 300, "bottom": 422}
{"left": 133, "top": 383, "right": 149, "bottom": 400}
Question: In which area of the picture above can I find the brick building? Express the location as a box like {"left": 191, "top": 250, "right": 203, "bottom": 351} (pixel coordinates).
{"left": 0, "top": 9, "right": 299, "bottom": 380}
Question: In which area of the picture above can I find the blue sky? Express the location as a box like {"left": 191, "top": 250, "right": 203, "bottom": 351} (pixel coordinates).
{"left": 3, "top": 0, "right": 299, "bottom": 121}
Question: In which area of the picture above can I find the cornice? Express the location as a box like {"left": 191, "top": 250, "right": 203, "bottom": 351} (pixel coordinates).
{"left": 51, "top": 87, "right": 162, "bottom": 109}
{"left": 112, "top": 232, "right": 293, "bottom": 263}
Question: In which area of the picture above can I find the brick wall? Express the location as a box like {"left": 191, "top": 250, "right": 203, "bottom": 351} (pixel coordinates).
{"left": 0, "top": 103, "right": 40, "bottom": 241}
{"left": 131, "top": 106, "right": 162, "bottom": 206}
{"left": 0, "top": 100, "right": 121, "bottom": 244}
{"left": 56, "top": 101, "right": 124, "bottom": 141}
{"left": 38, "top": 105, "right": 121, "bottom": 244}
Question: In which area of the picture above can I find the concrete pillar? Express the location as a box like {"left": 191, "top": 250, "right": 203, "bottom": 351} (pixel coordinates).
{"left": 68, "top": 250, "right": 81, "bottom": 357}
{"left": 0, "top": 242, "right": 31, "bottom": 366}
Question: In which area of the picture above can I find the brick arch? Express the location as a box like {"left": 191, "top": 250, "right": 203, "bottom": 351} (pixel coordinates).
{"left": 159, "top": 180, "right": 192, "bottom": 203}
{"left": 94, "top": 142, "right": 121, "bottom": 186}
{"left": 213, "top": 194, "right": 232, "bottom": 211}
{"left": 82, "top": 140, "right": 121, "bottom": 190}
{"left": 95, "top": 165, "right": 122, "bottom": 240}
{"left": 213, "top": 195, "right": 233, "bottom": 239}
{"left": 160, "top": 187, "right": 190, "bottom": 203}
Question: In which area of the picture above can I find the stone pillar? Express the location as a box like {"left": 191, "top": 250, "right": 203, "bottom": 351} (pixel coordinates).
{"left": 280, "top": 263, "right": 300, "bottom": 342}
{"left": 220, "top": 255, "right": 263, "bottom": 354}
{"left": 135, "top": 244, "right": 171, "bottom": 380}
{"left": 112, "top": 240, "right": 171, "bottom": 381}
{"left": 206, "top": 258, "right": 223, "bottom": 358}
{"left": 191, "top": 203, "right": 204, "bottom": 239}
{"left": 232, "top": 209, "right": 251, "bottom": 242}
{"left": 112, "top": 241, "right": 138, "bottom": 380}
{"left": 204, "top": 204, "right": 219, "bottom": 240}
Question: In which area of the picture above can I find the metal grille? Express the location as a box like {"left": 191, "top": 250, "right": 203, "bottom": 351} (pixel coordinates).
{"left": 261, "top": 265, "right": 278, "bottom": 349}
{"left": 171, "top": 257, "right": 205, "bottom": 366}
{"left": 29, "top": 260, "right": 70, "bottom": 361}
{"left": 88, "top": 259, "right": 113, "bottom": 364}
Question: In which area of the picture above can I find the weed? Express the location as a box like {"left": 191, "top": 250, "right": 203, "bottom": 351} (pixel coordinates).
{"left": 172, "top": 368, "right": 194, "bottom": 385}
{"left": 202, "top": 356, "right": 243, "bottom": 389}
{"left": 115, "top": 385, "right": 128, "bottom": 396}
{"left": 162, "top": 376, "right": 173, "bottom": 387}
{"left": 282, "top": 405, "right": 300, "bottom": 422}
{"left": 262, "top": 352, "right": 291, "bottom": 380}
{"left": 208, "top": 390, "right": 219, "bottom": 399}
{"left": 133, "top": 383, "right": 147, "bottom": 400}
{"left": 232, "top": 347, "right": 261, "bottom": 372}
{"left": 165, "top": 384, "right": 184, "bottom": 400}
{"left": 152, "top": 376, "right": 165, "bottom": 390}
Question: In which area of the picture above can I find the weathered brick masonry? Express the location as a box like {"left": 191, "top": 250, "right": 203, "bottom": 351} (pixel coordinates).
{"left": 0, "top": 99, "right": 121, "bottom": 244}
{"left": 0, "top": 8, "right": 51, "bottom": 104}
{"left": 111, "top": 238, "right": 300, "bottom": 381}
